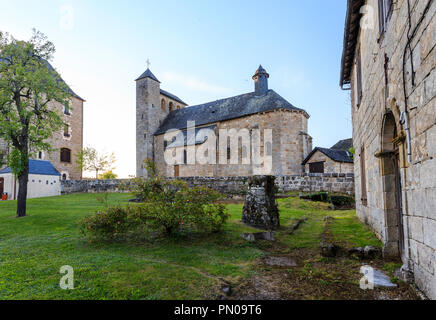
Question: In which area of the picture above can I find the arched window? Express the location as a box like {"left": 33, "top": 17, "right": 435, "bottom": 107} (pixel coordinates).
{"left": 169, "top": 102, "right": 174, "bottom": 112}
{"left": 177, "top": 105, "right": 180, "bottom": 110}
{"left": 62, "top": 174, "right": 67, "bottom": 181}
{"left": 161, "top": 99, "right": 166, "bottom": 111}
{"left": 60, "top": 148, "right": 71, "bottom": 163}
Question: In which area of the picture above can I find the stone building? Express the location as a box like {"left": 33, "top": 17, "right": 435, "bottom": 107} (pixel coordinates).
{"left": 136, "top": 66, "right": 312, "bottom": 177}
{"left": 302, "top": 139, "right": 354, "bottom": 174}
{"left": 0, "top": 61, "right": 84, "bottom": 180}
{"left": 341, "top": 0, "right": 436, "bottom": 298}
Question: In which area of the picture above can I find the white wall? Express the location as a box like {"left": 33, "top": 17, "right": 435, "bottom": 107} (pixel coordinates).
{"left": 0, "top": 173, "right": 60, "bottom": 200}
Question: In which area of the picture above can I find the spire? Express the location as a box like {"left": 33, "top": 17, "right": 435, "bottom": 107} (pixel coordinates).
{"left": 135, "top": 68, "right": 160, "bottom": 82}
{"left": 252, "top": 65, "right": 269, "bottom": 96}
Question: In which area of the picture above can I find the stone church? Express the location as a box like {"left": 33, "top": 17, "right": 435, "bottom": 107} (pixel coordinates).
{"left": 136, "top": 66, "right": 312, "bottom": 178}
{"left": 341, "top": 0, "right": 436, "bottom": 299}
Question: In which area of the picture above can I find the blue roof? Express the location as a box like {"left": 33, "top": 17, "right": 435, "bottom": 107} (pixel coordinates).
{"left": 0, "top": 160, "right": 61, "bottom": 176}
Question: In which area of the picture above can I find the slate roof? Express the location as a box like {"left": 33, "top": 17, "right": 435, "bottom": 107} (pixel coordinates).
{"left": 135, "top": 68, "right": 160, "bottom": 82}
{"left": 0, "top": 160, "right": 61, "bottom": 176}
{"left": 155, "top": 89, "right": 309, "bottom": 135}
{"left": 302, "top": 147, "right": 354, "bottom": 165}
{"left": 331, "top": 138, "right": 353, "bottom": 151}
{"left": 166, "top": 125, "right": 217, "bottom": 148}
{"left": 0, "top": 57, "right": 85, "bottom": 101}
{"left": 160, "top": 89, "right": 188, "bottom": 106}
{"left": 340, "top": 0, "right": 365, "bottom": 88}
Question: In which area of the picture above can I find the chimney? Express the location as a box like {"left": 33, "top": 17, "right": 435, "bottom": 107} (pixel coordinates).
{"left": 252, "top": 65, "right": 269, "bottom": 96}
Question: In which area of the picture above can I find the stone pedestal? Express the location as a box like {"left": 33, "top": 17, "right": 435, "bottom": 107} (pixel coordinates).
{"left": 242, "top": 176, "right": 279, "bottom": 230}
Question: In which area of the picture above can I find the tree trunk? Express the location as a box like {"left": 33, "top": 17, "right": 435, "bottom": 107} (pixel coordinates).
{"left": 16, "top": 163, "right": 29, "bottom": 218}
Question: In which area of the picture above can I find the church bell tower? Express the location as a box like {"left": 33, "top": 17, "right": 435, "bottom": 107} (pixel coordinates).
{"left": 135, "top": 67, "right": 161, "bottom": 177}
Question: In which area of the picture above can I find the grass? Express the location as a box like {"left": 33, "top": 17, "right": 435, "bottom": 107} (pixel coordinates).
{"left": 0, "top": 193, "right": 384, "bottom": 300}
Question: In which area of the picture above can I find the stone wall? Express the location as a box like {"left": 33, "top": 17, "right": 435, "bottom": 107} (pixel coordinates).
{"left": 349, "top": 0, "right": 436, "bottom": 299}
{"left": 44, "top": 97, "right": 84, "bottom": 180}
{"left": 154, "top": 109, "right": 312, "bottom": 177}
{"left": 304, "top": 150, "right": 354, "bottom": 174}
{"left": 61, "top": 173, "right": 354, "bottom": 197}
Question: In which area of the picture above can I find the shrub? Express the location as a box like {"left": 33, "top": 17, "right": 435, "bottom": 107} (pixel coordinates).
{"left": 79, "top": 205, "right": 139, "bottom": 241}
{"left": 80, "top": 160, "right": 230, "bottom": 241}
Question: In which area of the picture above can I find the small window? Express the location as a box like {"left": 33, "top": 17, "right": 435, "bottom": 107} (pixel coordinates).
{"left": 356, "top": 48, "right": 363, "bottom": 108}
{"left": 227, "top": 147, "right": 231, "bottom": 160}
{"left": 62, "top": 174, "right": 67, "bottom": 181}
{"left": 378, "top": 0, "right": 392, "bottom": 36}
{"left": 360, "top": 147, "right": 368, "bottom": 206}
{"left": 38, "top": 151, "right": 43, "bottom": 159}
{"left": 183, "top": 150, "right": 187, "bottom": 164}
{"left": 309, "top": 162, "right": 324, "bottom": 174}
{"left": 169, "top": 102, "right": 174, "bottom": 112}
{"left": 64, "top": 105, "right": 71, "bottom": 115}
{"left": 63, "top": 124, "right": 70, "bottom": 137}
{"left": 161, "top": 99, "right": 166, "bottom": 111}
{"left": 60, "top": 148, "right": 71, "bottom": 163}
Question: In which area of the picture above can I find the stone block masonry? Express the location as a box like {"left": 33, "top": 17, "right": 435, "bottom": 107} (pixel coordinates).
{"left": 61, "top": 173, "right": 354, "bottom": 197}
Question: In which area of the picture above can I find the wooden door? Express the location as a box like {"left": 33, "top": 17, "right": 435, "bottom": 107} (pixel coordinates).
{"left": 174, "top": 165, "right": 180, "bottom": 177}
{"left": 0, "top": 177, "right": 4, "bottom": 195}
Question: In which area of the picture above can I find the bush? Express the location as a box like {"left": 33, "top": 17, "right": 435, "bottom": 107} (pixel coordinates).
{"left": 79, "top": 205, "right": 141, "bottom": 241}
{"left": 80, "top": 160, "right": 230, "bottom": 241}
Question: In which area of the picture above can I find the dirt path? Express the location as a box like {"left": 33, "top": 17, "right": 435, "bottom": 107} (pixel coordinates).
{"left": 227, "top": 210, "right": 421, "bottom": 300}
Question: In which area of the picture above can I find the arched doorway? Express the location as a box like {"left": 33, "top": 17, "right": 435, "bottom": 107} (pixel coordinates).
{"left": 0, "top": 177, "right": 4, "bottom": 195}
{"left": 380, "top": 112, "right": 404, "bottom": 257}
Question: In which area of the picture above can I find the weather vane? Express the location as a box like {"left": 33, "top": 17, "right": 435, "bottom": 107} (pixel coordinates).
{"left": 146, "top": 59, "right": 151, "bottom": 69}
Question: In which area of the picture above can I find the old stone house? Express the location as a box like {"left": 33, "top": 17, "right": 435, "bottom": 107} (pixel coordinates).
{"left": 136, "top": 66, "right": 313, "bottom": 177}
{"left": 341, "top": 0, "right": 436, "bottom": 298}
{"left": 0, "top": 61, "right": 84, "bottom": 181}
{"left": 302, "top": 138, "right": 354, "bottom": 174}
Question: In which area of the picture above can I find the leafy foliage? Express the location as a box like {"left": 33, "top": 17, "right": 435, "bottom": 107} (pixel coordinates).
{"left": 76, "top": 146, "right": 116, "bottom": 179}
{"left": 80, "top": 160, "right": 229, "bottom": 241}
{"left": 0, "top": 29, "right": 71, "bottom": 217}
{"left": 98, "top": 170, "right": 118, "bottom": 180}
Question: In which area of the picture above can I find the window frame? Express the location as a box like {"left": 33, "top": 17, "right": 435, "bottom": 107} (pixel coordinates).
{"left": 309, "top": 161, "right": 325, "bottom": 174}
{"left": 378, "top": 0, "right": 393, "bottom": 38}
{"left": 60, "top": 148, "right": 72, "bottom": 163}
{"left": 360, "top": 146, "right": 368, "bottom": 206}
{"left": 356, "top": 47, "right": 363, "bottom": 108}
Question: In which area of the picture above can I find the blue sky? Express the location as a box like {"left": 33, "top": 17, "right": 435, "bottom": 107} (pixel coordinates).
{"left": 0, "top": 0, "right": 351, "bottom": 178}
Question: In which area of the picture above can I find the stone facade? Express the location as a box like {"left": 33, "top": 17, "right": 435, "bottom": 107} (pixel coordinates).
{"left": 136, "top": 70, "right": 188, "bottom": 177}
{"left": 154, "top": 109, "right": 311, "bottom": 177}
{"left": 136, "top": 66, "right": 312, "bottom": 178}
{"left": 304, "top": 150, "right": 354, "bottom": 174}
{"left": 341, "top": 0, "right": 436, "bottom": 298}
{"left": 0, "top": 96, "right": 84, "bottom": 180}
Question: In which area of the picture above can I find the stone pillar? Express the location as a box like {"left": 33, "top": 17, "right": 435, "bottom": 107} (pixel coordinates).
{"left": 242, "top": 176, "right": 279, "bottom": 230}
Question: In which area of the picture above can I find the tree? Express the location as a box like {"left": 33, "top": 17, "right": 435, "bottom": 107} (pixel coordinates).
{"left": 98, "top": 170, "right": 118, "bottom": 180}
{"left": 0, "top": 30, "right": 70, "bottom": 217}
{"left": 76, "top": 147, "right": 116, "bottom": 179}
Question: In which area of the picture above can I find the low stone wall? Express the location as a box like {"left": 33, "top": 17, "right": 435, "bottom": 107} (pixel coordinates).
{"left": 61, "top": 173, "right": 354, "bottom": 197}
{"left": 60, "top": 179, "right": 132, "bottom": 194}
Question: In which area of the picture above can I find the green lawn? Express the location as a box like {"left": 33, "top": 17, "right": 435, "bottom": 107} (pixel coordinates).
{"left": 0, "top": 193, "right": 382, "bottom": 300}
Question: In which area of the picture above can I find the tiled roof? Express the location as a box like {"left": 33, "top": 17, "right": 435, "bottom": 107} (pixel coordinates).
{"left": 160, "top": 89, "right": 188, "bottom": 106}
{"left": 155, "top": 89, "right": 309, "bottom": 135}
{"left": 166, "top": 125, "right": 217, "bottom": 148}
{"left": 331, "top": 138, "right": 353, "bottom": 151}
{"left": 0, "top": 159, "right": 61, "bottom": 176}
{"left": 302, "top": 147, "right": 354, "bottom": 165}
{"left": 340, "top": 0, "right": 365, "bottom": 88}
{"left": 135, "top": 68, "right": 160, "bottom": 82}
